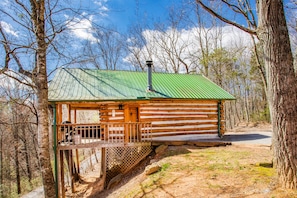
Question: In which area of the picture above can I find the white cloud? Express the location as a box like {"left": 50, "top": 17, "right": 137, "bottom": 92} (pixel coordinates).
{"left": 66, "top": 1, "right": 109, "bottom": 41}
{"left": 100, "top": 6, "right": 108, "bottom": 11}
{"left": 0, "top": 21, "right": 18, "bottom": 37}
{"left": 94, "top": 0, "right": 109, "bottom": 16}
{"left": 221, "top": 26, "right": 254, "bottom": 49}
{"left": 67, "top": 16, "right": 98, "bottom": 43}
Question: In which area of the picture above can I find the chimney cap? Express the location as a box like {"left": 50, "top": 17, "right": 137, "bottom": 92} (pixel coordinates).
{"left": 146, "top": 60, "right": 153, "bottom": 65}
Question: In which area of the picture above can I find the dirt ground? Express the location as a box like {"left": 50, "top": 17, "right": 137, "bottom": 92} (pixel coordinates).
{"left": 67, "top": 124, "right": 297, "bottom": 198}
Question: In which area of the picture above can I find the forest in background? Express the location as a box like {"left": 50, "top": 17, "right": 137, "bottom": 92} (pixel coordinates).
{"left": 0, "top": 1, "right": 296, "bottom": 197}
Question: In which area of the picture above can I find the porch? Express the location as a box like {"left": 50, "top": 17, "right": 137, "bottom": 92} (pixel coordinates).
{"left": 55, "top": 122, "right": 153, "bottom": 198}
{"left": 56, "top": 122, "right": 152, "bottom": 149}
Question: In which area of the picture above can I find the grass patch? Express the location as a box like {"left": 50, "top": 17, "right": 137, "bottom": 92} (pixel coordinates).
{"left": 163, "top": 147, "right": 191, "bottom": 157}
{"left": 250, "top": 162, "right": 275, "bottom": 183}
{"left": 111, "top": 145, "right": 286, "bottom": 198}
{"left": 161, "top": 163, "right": 170, "bottom": 172}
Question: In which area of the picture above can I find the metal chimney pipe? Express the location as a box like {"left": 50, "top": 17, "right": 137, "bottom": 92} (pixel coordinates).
{"left": 146, "top": 60, "right": 153, "bottom": 91}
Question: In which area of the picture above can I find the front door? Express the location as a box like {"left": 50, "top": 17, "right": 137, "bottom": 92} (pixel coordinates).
{"left": 128, "top": 107, "right": 139, "bottom": 122}
{"left": 125, "top": 106, "right": 139, "bottom": 142}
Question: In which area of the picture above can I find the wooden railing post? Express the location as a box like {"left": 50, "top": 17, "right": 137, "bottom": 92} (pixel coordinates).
{"left": 124, "top": 123, "right": 129, "bottom": 143}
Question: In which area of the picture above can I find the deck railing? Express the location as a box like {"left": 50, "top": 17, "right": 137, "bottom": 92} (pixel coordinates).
{"left": 56, "top": 122, "right": 152, "bottom": 146}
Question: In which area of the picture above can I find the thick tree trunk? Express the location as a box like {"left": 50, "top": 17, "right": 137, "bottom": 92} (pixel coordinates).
{"left": 36, "top": 83, "right": 56, "bottom": 197}
{"left": 34, "top": 47, "right": 56, "bottom": 198}
{"left": 30, "top": 1, "right": 56, "bottom": 197}
{"left": 35, "top": 58, "right": 56, "bottom": 197}
{"left": 257, "top": 0, "right": 297, "bottom": 188}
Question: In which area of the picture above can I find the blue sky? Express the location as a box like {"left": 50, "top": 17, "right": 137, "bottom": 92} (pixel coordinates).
{"left": 0, "top": 0, "right": 296, "bottom": 74}
{"left": 90, "top": 0, "right": 295, "bottom": 32}
{"left": 109, "top": 0, "right": 176, "bottom": 29}
{"left": 91, "top": 0, "right": 186, "bottom": 32}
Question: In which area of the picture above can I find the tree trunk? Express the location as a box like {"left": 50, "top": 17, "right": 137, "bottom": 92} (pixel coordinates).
{"left": 35, "top": 52, "right": 56, "bottom": 198}
{"left": 7, "top": 154, "right": 11, "bottom": 197}
{"left": 35, "top": 66, "right": 56, "bottom": 197}
{"left": 13, "top": 124, "right": 21, "bottom": 194}
{"left": 30, "top": 1, "right": 56, "bottom": 197}
{"left": 0, "top": 129, "right": 3, "bottom": 198}
{"left": 257, "top": 0, "right": 297, "bottom": 188}
{"left": 23, "top": 133, "right": 33, "bottom": 187}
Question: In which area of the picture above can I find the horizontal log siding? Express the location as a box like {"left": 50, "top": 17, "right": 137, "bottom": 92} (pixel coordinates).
{"left": 139, "top": 100, "right": 219, "bottom": 137}
{"left": 100, "top": 104, "right": 125, "bottom": 122}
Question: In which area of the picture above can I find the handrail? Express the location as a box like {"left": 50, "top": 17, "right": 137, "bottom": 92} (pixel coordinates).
{"left": 56, "top": 122, "right": 152, "bottom": 146}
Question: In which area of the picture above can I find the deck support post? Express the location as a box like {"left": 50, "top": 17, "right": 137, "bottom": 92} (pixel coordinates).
{"left": 64, "top": 150, "right": 75, "bottom": 194}
{"left": 101, "top": 147, "right": 106, "bottom": 185}
{"left": 60, "top": 150, "right": 65, "bottom": 198}
{"left": 69, "top": 150, "right": 75, "bottom": 193}
{"left": 52, "top": 103, "right": 59, "bottom": 197}
{"left": 76, "top": 149, "right": 80, "bottom": 174}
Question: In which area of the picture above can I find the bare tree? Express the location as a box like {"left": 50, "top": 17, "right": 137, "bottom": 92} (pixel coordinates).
{"left": 83, "top": 27, "right": 126, "bottom": 70}
{"left": 125, "top": 2, "right": 196, "bottom": 73}
{"left": 152, "top": 26, "right": 193, "bottom": 73}
{"left": 0, "top": 75, "right": 40, "bottom": 197}
{"left": 0, "top": 1, "right": 100, "bottom": 197}
{"left": 151, "top": 4, "right": 198, "bottom": 73}
{"left": 191, "top": 1, "right": 226, "bottom": 77}
{"left": 196, "top": 0, "right": 297, "bottom": 188}
{"left": 125, "top": 23, "right": 155, "bottom": 71}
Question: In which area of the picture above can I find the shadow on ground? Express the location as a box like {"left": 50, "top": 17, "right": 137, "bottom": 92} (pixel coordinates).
{"left": 222, "top": 132, "right": 271, "bottom": 146}
{"left": 223, "top": 133, "right": 269, "bottom": 142}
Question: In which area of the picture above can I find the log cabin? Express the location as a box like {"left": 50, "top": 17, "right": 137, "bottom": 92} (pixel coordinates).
{"left": 48, "top": 61, "right": 235, "bottom": 197}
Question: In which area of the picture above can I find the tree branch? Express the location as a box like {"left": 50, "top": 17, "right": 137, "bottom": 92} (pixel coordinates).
{"left": 3, "top": 71, "right": 35, "bottom": 89}
{"left": 222, "top": 0, "right": 257, "bottom": 28}
{"left": 0, "top": 25, "right": 10, "bottom": 73}
{"left": 0, "top": 23, "right": 33, "bottom": 79}
{"left": 196, "top": 0, "right": 257, "bottom": 35}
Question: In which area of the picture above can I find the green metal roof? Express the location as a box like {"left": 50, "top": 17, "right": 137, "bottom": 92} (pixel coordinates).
{"left": 48, "top": 68, "right": 235, "bottom": 102}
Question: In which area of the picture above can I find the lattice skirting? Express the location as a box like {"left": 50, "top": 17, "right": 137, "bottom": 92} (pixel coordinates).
{"left": 105, "top": 144, "right": 152, "bottom": 187}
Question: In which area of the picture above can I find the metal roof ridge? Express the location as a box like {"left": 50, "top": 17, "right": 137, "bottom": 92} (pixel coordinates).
{"left": 59, "top": 67, "right": 204, "bottom": 76}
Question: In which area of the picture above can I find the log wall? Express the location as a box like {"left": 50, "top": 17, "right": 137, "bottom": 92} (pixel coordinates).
{"left": 100, "top": 104, "right": 125, "bottom": 122}
{"left": 98, "top": 100, "right": 225, "bottom": 138}
{"left": 140, "top": 100, "right": 221, "bottom": 137}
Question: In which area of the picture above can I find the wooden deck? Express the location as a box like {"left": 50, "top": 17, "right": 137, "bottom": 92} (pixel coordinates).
{"left": 56, "top": 122, "right": 226, "bottom": 151}
{"left": 56, "top": 122, "right": 152, "bottom": 149}
{"left": 57, "top": 140, "right": 151, "bottom": 150}
{"left": 56, "top": 122, "right": 153, "bottom": 197}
